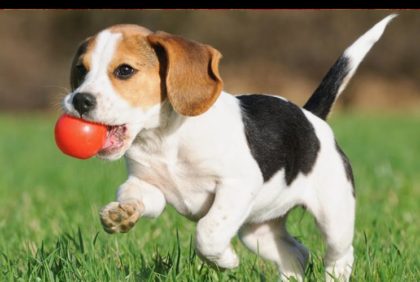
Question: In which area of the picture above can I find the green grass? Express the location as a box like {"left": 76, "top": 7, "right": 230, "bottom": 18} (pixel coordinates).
{"left": 0, "top": 113, "right": 419, "bottom": 281}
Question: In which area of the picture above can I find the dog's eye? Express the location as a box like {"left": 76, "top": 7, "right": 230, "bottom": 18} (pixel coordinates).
{"left": 114, "top": 64, "right": 137, "bottom": 80}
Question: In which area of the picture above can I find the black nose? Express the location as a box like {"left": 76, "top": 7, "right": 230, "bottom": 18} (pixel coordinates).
{"left": 72, "top": 92, "right": 96, "bottom": 116}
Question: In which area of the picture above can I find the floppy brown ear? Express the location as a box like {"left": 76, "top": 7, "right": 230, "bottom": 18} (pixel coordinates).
{"left": 148, "top": 31, "right": 223, "bottom": 116}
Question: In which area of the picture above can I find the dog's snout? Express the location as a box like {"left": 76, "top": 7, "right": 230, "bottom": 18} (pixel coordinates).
{"left": 72, "top": 92, "right": 96, "bottom": 116}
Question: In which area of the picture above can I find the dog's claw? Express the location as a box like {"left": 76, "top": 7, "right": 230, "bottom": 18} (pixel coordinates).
{"left": 100, "top": 201, "right": 144, "bottom": 233}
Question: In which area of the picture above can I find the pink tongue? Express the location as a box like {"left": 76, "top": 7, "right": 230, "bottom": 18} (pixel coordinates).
{"left": 102, "top": 133, "right": 119, "bottom": 149}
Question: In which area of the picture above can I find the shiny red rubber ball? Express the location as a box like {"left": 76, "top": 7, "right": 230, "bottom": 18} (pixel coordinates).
{"left": 54, "top": 114, "right": 107, "bottom": 159}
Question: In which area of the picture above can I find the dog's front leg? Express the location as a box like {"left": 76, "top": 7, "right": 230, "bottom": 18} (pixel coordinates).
{"left": 195, "top": 179, "right": 257, "bottom": 269}
{"left": 100, "top": 176, "right": 166, "bottom": 233}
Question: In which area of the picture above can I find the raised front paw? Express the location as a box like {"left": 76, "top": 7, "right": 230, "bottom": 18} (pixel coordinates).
{"left": 99, "top": 201, "right": 144, "bottom": 234}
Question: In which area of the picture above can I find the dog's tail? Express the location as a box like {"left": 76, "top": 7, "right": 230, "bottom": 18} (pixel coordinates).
{"left": 303, "top": 14, "right": 397, "bottom": 120}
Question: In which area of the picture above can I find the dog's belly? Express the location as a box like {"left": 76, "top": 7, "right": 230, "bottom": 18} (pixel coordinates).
{"left": 159, "top": 181, "right": 216, "bottom": 221}
{"left": 171, "top": 190, "right": 215, "bottom": 221}
{"left": 130, "top": 158, "right": 217, "bottom": 221}
{"left": 246, "top": 169, "right": 313, "bottom": 223}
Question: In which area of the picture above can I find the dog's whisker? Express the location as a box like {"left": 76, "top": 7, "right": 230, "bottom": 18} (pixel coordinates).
{"left": 41, "top": 85, "right": 70, "bottom": 93}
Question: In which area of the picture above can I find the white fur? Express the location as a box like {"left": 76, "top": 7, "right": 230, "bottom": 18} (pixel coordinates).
{"left": 63, "top": 16, "right": 395, "bottom": 281}
{"left": 338, "top": 14, "right": 397, "bottom": 95}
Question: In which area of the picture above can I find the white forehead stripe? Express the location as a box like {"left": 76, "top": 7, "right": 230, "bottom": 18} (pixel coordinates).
{"left": 88, "top": 30, "right": 122, "bottom": 82}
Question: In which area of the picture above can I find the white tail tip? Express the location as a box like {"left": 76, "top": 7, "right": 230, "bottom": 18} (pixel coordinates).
{"left": 344, "top": 14, "right": 397, "bottom": 61}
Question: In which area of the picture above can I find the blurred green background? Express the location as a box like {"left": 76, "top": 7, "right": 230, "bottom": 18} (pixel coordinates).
{"left": 0, "top": 10, "right": 419, "bottom": 112}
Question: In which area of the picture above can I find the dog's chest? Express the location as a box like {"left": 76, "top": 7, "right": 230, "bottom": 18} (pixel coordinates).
{"left": 127, "top": 136, "right": 217, "bottom": 220}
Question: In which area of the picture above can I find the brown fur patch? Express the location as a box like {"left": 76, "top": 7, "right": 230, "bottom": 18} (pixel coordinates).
{"left": 108, "top": 26, "right": 165, "bottom": 109}
{"left": 109, "top": 24, "right": 152, "bottom": 37}
{"left": 148, "top": 32, "right": 223, "bottom": 116}
{"left": 81, "top": 38, "right": 96, "bottom": 71}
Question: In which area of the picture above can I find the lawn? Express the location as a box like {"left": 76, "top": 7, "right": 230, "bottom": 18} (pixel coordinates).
{"left": 0, "top": 113, "right": 419, "bottom": 281}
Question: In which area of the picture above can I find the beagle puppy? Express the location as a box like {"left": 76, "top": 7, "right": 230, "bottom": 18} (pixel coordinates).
{"left": 62, "top": 15, "right": 396, "bottom": 281}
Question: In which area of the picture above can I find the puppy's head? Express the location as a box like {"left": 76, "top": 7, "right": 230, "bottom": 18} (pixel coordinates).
{"left": 63, "top": 24, "right": 223, "bottom": 160}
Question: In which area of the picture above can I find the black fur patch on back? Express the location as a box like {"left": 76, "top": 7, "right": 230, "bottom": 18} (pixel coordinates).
{"left": 335, "top": 142, "right": 355, "bottom": 197}
{"left": 303, "top": 55, "right": 350, "bottom": 120}
{"left": 238, "top": 94, "right": 320, "bottom": 185}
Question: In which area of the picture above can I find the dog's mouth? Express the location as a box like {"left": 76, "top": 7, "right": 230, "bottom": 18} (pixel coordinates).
{"left": 98, "top": 125, "right": 128, "bottom": 156}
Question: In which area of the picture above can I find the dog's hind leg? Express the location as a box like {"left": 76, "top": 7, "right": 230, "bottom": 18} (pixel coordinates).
{"left": 319, "top": 201, "right": 355, "bottom": 282}
{"left": 309, "top": 181, "right": 356, "bottom": 282}
{"left": 239, "top": 217, "right": 309, "bottom": 281}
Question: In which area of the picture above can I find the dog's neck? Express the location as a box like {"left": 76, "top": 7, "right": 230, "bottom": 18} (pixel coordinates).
{"left": 126, "top": 91, "right": 233, "bottom": 161}
{"left": 127, "top": 100, "right": 186, "bottom": 155}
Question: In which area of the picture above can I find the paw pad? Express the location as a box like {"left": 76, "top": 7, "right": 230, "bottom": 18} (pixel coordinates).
{"left": 100, "top": 201, "right": 143, "bottom": 233}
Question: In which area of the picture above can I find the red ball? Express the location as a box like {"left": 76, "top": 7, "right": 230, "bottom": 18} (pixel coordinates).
{"left": 54, "top": 114, "right": 107, "bottom": 159}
